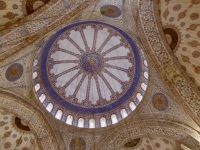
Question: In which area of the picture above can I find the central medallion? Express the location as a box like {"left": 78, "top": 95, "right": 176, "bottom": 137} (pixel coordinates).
{"left": 81, "top": 53, "right": 103, "bottom": 73}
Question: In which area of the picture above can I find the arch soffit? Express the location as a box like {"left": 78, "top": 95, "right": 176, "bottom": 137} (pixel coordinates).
{"left": 0, "top": 89, "right": 61, "bottom": 150}
{"left": 96, "top": 119, "right": 200, "bottom": 149}
{"left": 0, "top": 0, "right": 98, "bottom": 62}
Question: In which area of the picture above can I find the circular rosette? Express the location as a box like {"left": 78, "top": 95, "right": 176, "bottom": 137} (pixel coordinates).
{"left": 33, "top": 21, "right": 148, "bottom": 128}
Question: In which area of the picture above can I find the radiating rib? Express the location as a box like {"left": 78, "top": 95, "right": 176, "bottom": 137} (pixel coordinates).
{"left": 66, "top": 36, "right": 84, "bottom": 54}
{"left": 103, "top": 69, "right": 123, "bottom": 84}
{"left": 94, "top": 75, "right": 102, "bottom": 100}
{"left": 86, "top": 75, "right": 92, "bottom": 100}
{"left": 97, "top": 33, "right": 113, "bottom": 53}
{"left": 98, "top": 73, "right": 114, "bottom": 94}
{"left": 101, "top": 43, "right": 123, "bottom": 56}
{"left": 92, "top": 29, "right": 98, "bottom": 51}
{"left": 58, "top": 48, "right": 81, "bottom": 58}
{"left": 73, "top": 73, "right": 87, "bottom": 97}
{"left": 55, "top": 66, "right": 79, "bottom": 78}
{"left": 63, "top": 70, "right": 82, "bottom": 89}
{"left": 105, "top": 64, "right": 128, "bottom": 73}
{"left": 53, "top": 60, "right": 79, "bottom": 64}
{"left": 105, "top": 56, "right": 128, "bottom": 61}
{"left": 79, "top": 30, "right": 90, "bottom": 51}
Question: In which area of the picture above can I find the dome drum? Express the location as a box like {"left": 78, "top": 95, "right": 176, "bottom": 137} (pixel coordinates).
{"left": 33, "top": 21, "right": 148, "bottom": 128}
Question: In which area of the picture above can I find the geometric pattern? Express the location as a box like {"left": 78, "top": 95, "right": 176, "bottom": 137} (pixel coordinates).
{"left": 152, "top": 93, "right": 168, "bottom": 111}
{"left": 33, "top": 21, "right": 148, "bottom": 128}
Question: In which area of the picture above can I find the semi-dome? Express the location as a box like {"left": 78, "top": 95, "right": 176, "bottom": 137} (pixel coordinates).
{"left": 33, "top": 21, "right": 148, "bottom": 128}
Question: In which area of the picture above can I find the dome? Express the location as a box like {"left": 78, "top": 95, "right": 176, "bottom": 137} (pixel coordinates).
{"left": 33, "top": 21, "right": 148, "bottom": 128}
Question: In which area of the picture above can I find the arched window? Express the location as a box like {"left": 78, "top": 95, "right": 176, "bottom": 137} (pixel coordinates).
{"left": 89, "top": 119, "right": 95, "bottom": 128}
{"left": 100, "top": 117, "right": 107, "bottom": 127}
{"left": 129, "top": 102, "right": 136, "bottom": 111}
{"left": 141, "top": 83, "right": 147, "bottom": 91}
{"left": 120, "top": 109, "right": 128, "bottom": 118}
{"left": 136, "top": 93, "right": 143, "bottom": 102}
{"left": 34, "top": 59, "right": 38, "bottom": 66}
{"left": 144, "top": 60, "right": 148, "bottom": 67}
{"left": 111, "top": 114, "right": 118, "bottom": 124}
{"left": 144, "top": 71, "right": 148, "bottom": 79}
{"left": 39, "top": 94, "right": 46, "bottom": 103}
{"left": 66, "top": 115, "right": 73, "bottom": 125}
{"left": 78, "top": 118, "right": 84, "bottom": 128}
{"left": 46, "top": 103, "right": 53, "bottom": 112}
{"left": 55, "top": 110, "right": 63, "bottom": 120}
{"left": 33, "top": 72, "right": 37, "bottom": 79}
{"left": 34, "top": 83, "right": 40, "bottom": 92}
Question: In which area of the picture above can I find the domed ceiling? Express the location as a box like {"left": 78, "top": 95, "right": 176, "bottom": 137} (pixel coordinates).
{"left": 33, "top": 21, "right": 148, "bottom": 128}
{"left": 159, "top": 0, "right": 200, "bottom": 91}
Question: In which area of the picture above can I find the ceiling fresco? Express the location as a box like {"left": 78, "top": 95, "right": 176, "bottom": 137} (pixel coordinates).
{"left": 159, "top": 0, "right": 200, "bottom": 91}
{"left": 0, "top": 0, "right": 199, "bottom": 149}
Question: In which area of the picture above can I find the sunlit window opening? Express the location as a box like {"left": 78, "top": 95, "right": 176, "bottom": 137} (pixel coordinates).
{"left": 121, "top": 109, "right": 128, "bottom": 118}
{"left": 39, "top": 94, "right": 46, "bottom": 103}
{"left": 34, "top": 83, "right": 40, "bottom": 92}
{"left": 129, "top": 102, "right": 136, "bottom": 111}
{"left": 136, "top": 93, "right": 143, "bottom": 102}
{"left": 46, "top": 103, "right": 53, "bottom": 112}
{"left": 55, "top": 110, "right": 63, "bottom": 120}
{"left": 78, "top": 118, "right": 84, "bottom": 128}
{"left": 33, "top": 72, "right": 37, "bottom": 79}
{"left": 66, "top": 115, "right": 73, "bottom": 125}
{"left": 100, "top": 117, "right": 107, "bottom": 127}
{"left": 111, "top": 114, "right": 118, "bottom": 124}
{"left": 144, "top": 71, "right": 148, "bottom": 79}
{"left": 141, "top": 83, "right": 147, "bottom": 91}
{"left": 89, "top": 119, "right": 95, "bottom": 128}
{"left": 144, "top": 60, "right": 148, "bottom": 67}
{"left": 34, "top": 59, "right": 38, "bottom": 66}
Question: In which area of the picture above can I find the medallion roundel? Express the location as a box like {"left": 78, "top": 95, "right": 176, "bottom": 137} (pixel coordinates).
{"left": 5, "top": 63, "right": 23, "bottom": 82}
{"left": 33, "top": 21, "right": 148, "bottom": 128}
